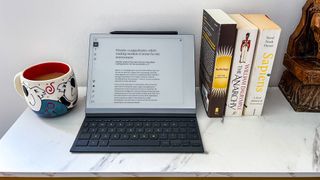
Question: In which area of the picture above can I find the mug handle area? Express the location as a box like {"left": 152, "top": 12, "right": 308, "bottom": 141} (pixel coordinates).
{"left": 14, "top": 72, "right": 24, "bottom": 97}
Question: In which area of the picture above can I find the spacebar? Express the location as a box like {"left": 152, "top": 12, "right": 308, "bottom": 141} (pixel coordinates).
{"left": 109, "top": 140, "right": 160, "bottom": 146}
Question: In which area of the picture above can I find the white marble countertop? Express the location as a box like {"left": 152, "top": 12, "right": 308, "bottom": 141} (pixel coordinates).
{"left": 0, "top": 87, "right": 320, "bottom": 177}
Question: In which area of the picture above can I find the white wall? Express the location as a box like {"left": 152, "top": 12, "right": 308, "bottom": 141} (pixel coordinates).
{"left": 0, "top": 0, "right": 305, "bottom": 137}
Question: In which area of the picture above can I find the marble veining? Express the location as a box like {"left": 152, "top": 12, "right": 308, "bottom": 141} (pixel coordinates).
{"left": 160, "top": 155, "right": 181, "bottom": 172}
{"left": 89, "top": 154, "right": 120, "bottom": 171}
{"left": 59, "top": 157, "right": 78, "bottom": 171}
{"left": 1, "top": 87, "right": 320, "bottom": 177}
{"left": 201, "top": 118, "right": 217, "bottom": 134}
{"left": 313, "top": 126, "right": 320, "bottom": 171}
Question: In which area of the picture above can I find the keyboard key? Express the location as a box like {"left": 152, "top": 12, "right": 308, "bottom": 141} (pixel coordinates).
{"left": 98, "top": 122, "right": 106, "bottom": 127}
{"left": 136, "top": 128, "right": 144, "bottom": 133}
{"left": 169, "top": 133, "right": 177, "bottom": 140}
{"left": 134, "top": 122, "right": 143, "bottom": 127}
{"left": 180, "top": 128, "right": 187, "bottom": 133}
{"left": 101, "top": 134, "right": 110, "bottom": 140}
{"left": 111, "top": 134, "right": 120, "bottom": 140}
{"left": 171, "top": 140, "right": 182, "bottom": 146}
{"left": 107, "top": 122, "right": 116, "bottom": 127}
{"left": 89, "top": 122, "right": 97, "bottom": 127}
{"left": 153, "top": 122, "right": 160, "bottom": 127}
{"left": 99, "top": 140, "right": 109, "bottom": 146}
{"left": 155, "top": 128, "right": 162, "bottom": 133}
{"left": 130, "top": 134, "right": 139, "bottom": 140}
{"left": 88, "top": 128, "right": 97, "bottom": 133}
{"left": 188, "top": 122, "right": 196, "bottom": 127}
{"left": 140, "top": 134, "right": 148, "bottom": 139}
{"left": 145, "top": 128, "right": 153, "bottom": 133}
{"left": 179, "top": 122, "right": 187, "bottom": 127}
{"left": 120, "top": 134, "right": 129, "bottom": 140}
{"left": 181, "top": 140, "right": 190, "bottom": 146}
{"left": 79, "top": 133, "right": 90, "bottom": 140}
{"left": 108, "top": 128, "right": 116, "bottom": 133}
{"left": 91, "top": 134, "right": 100, "bottom": 140}
{"left": 83, "top": 122, "right": 89, "bottom": 127}
{"left": 109, "top": 140, "right": 160, "bottom": 146}
{"left": 98, "top": 128, "right": 107, "bottom": 133}
{"left": 163, "top": 128, "right": 172, "bottom": 133}
{"left": 144, "top": 122, "right": 152, "bottom": 127}
{"left": 150, "top": 134, "right": 158, "bottom": 140}
{"left": 171, "top": 122, "right": 178, "bottom": 127}
{"left": 117, "top": 122, "right": 125, "bottom": 127}
{"left": 81, "top": 128, "right": 89, "bottom": 133}
{"left": 127, "top": 128, "right": 135, "bottom": 133}
{"left": 190, "top": 140, "right": 201, "bottom": 146}
{"left": 159, "top": 133, "right": 168, "bottom": 140}
{"left": 126, "top": 122, "right": 134, "bottom": 127}
{"left": 161, "top": 141, "right": 170, "bottom": 146}
{"left": 187, "top": 128, "right": 196, "bottom": 133}
{"left": 188, "top": 134, "right": 199, "bottom": 140}
{"left": 161, "top": 122, "right": 169, "bottom": 127}
{"left": 76, "top": 140, "right": 88, "bottom": 146}
{"left": 173, "top": 128, "right": 179, "bottom": 133}
{"left": 88, "top": 140, "right": 99, "bottom": 146}
{"left": 117, "top": 128, "right": 125, "bottom": 133}
{"left": 178, "top": 134, "right": 187, "bottom": 139}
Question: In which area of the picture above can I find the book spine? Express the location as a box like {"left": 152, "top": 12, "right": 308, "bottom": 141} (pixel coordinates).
{"left": 199, "top": 10, "right": 220, "bottom": 115}
{"left": 243, "top": 29, "right": 281, "bottom": 116}
{"left": 225, "top": 28, "right": 258, "bottom": 116}
{"left": 209, "top": 24, "right": 237, "bottom": 117}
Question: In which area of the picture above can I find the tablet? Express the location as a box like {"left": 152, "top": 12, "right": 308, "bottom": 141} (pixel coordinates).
{"left": 86, "top": 34, "right": 196, "bottom": 115}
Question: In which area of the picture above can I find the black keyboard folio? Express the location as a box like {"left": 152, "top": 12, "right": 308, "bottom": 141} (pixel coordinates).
{"left": 71, "top": 117, "right": 204, "bottom": 153}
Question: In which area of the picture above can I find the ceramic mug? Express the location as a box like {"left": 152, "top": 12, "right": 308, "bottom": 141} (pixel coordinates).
{"left": 14, "top": 62, "right": 78, "bottom": 117}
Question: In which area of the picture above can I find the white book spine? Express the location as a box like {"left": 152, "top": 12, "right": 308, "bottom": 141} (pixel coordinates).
{"left": 243, "top": 29, "right": 281, "bottom": 116}
{"left": 225, "top": 28, "right": 258, "bottom": 116}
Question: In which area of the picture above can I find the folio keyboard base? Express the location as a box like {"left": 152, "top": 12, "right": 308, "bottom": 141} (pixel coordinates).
{"left": 71, "top": 117, "right": 204, "bottom": 153}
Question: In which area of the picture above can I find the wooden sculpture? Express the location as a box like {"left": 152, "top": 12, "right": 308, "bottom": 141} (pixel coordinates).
{"left": 279, "top": 0, "right": 320, "bottom": 112}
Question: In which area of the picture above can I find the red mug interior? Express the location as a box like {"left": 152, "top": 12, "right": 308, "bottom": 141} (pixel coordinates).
{"left": 23, "top": 62, "right": 70, "bottom": 81}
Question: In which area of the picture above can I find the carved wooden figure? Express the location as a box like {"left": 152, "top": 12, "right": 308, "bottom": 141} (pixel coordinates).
{"left": 311, "top": 0, "right": 320, "bottom": 60}
{"left": 279, "top": 0, "right": 320, "bottom": 112}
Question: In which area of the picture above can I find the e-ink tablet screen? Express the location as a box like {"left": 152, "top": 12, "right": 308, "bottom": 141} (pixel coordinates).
{"left": 86, "top": 34, "right": 195, "bottom": 114}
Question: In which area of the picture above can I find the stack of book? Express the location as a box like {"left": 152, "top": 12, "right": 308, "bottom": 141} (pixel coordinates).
{"left": 199, "top": 9, "right": 281, "bottom": 117}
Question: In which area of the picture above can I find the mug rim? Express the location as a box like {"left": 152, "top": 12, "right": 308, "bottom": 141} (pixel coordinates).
{"left": 21, "top": 61, "right": 72, "bottom": 83}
